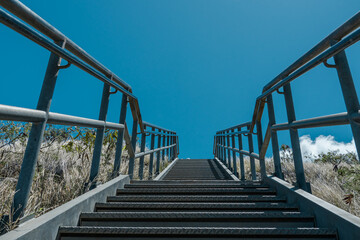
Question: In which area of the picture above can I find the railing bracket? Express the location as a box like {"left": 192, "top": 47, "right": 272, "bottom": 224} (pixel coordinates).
{"left": 276, "top": 88, "right": 284, "bottom": 94}
{"left": 58, "top": 60, "right": 71, "bottom": 69}
{"left": 323, "top": 59, "right": 337, "bottom": 68}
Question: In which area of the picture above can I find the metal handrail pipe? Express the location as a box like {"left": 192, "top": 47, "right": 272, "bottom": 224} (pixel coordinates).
{"left": 0, "top": 9, "right": 136, "bottom": 100}
{"left": 272, "top": 112, "right": 350, "bottom": 131}
{"left": 47, "top": 113, "right": 124, "bottom": 130}
{"left": 135, "top": 143, "right": 176, "bottom": 159}
{"left": 0, "top": 104, "right": 124, "bottom": 130}
{"left": 217, "top": 143, "right": 260, "bottom": 160}
{"left": 216, "top": 121, "right": 252, "bottom": 133}
{"left": 258, "top": 27, "right": 360, "bottom": 102}
{"left": 263, "top": 11, "right": 360, "bottom": 91}
{"left": 0, "top": 104, "right": 46, "bottom": 122}
{"left": 143, "top": 131, "right": 175, "bottom": 136}
{"left": 0, "top": 0, "right": 131, "bottom": 91}
{"left": 215, "top": 130, "right": 250, "bottom": 137}
{"left": 142, "top": 121, "right": 174, "bottom": 133}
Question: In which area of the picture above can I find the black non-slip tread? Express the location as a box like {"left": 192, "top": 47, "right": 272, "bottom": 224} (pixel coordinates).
{"left": 95, "top": 202, "right": 299, "bottom": 212}
{"left": 79, "top": 212, "right": 315, "bottom": 228}
{"left": 116, "top": 188, "right": 275, "bottom": 195}
{"left": 124, "top": 183, "right": 268, "bottom": 188}
{"left": 107, "top": 195, "right": 286, "bottom": 203}
{"left": 58, "top": 226, "right": 337, "bottom": 238}
{"left": 80, "top": 211, "right": 312, "bottom": 219}
{"left": 163, "top": 159, "right": 233, "bottom": 180}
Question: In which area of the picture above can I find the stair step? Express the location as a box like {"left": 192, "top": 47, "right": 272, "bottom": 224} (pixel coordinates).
{"left": 58, "top": 226, "right": 337, "bottom": 239}
{"left": 125, "top": 183, "right": 268, "bottom": 188}
{"left": 79, "top": 212, "right": 314, "bottom": 228}
{"left": 116, "top": 188, "right": 275, "bottom": 195}
{"left": 107, "top": 195, "right": 285, "bottom": 203}
{"left": 95, "top": 202, "right": 299, "bottom": 212}
{"left": 130, "top": 180, "right": 260, "bottom": 184}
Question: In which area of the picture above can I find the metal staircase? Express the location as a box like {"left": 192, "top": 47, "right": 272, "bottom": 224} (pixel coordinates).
{"left": 56, "top": 159, "right": 337, "bottom": 240}
{"left": 1, "top": 1, "right": 360, "bottom": 239}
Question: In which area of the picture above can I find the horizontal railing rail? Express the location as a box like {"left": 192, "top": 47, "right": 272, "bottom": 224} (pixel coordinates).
{"left": 214, "top": 11, "right": 360, "bottom": 193}
{"left": 0, "top": 1, "right": 178, "bottom": 226}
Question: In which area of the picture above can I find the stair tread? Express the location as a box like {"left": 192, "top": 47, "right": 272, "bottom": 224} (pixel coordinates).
{"left": 116, "top": 188, "right": 275, "bottom": 195}
{"left": 95, "top": 202, "right": 298, "bottom": 210}
{"left": 80, "top": 211, "right": 312, "bottom": 220}
{"left": 124, "top": 184, "right": 268, "bottom": 188}
{"left": 58, "top": 226, "right": 337, "bottom": 236}
{"left": 107, "top": 195, "right": 285, "bottom": 202}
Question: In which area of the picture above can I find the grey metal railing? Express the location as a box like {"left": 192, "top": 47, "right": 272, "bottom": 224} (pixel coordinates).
{"left": 214, "top": 11, "right": 360, "bottom": 193}
{"left": 0, "top": 0, "right": 178, "bottom": 223}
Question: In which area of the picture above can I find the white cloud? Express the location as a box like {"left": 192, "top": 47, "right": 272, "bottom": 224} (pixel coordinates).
{"left": 299, "top": 135, "right": 356, "bottom": 161}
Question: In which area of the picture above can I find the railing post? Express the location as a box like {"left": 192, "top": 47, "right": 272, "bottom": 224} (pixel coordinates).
{"left": 226, "top": 131, "right": 231, "bottom": 170}
{"left": 256, "top": 120, "right": 266, "bottom": 178}
{"left": 169, "top": 134, "right": 173, "bottom": 161}
{"left": 247, "top": 126, "right": 257, "bottom": 181}
{"left": 223, "top": 132, "right": 227, "bottom": 165}
{"left": 148, "top": 127, "right": 155, "bottom": 179}
{"left": 166, "top": 133, "right": 170, "bottom": 162}
{"left": 176, "top": 135, "right": 179, "bottom": 158}
{"left": 11, "top": 40, "right": 65, "bottom": 222}
{"left": 231, "top": 129, "right": 238, "bottom": 177}
{"left": 332, "top": 48, "right": 360, "bottom": 160}
{"left": 171, "top": 134, "right": 175, "bottom": 160}
{"left": 266, "top": 94, "right": 283, "bottom": 179}
{"left": 138, "top": 126, "right": 146, "bottom": 180}
{"left": 174, "top": 134, "right": 178, "bottom": 158}
{"left": 216, "top": 136, "right": 222, "bottom": 161}
{"left": 88, "top": 83, "right": 111, "bottom": 189}
{"left": 283, "top": 83, "right": 308, "bottom": 191}
{"left": 156, "top": 131, "right": 161, "bottom": 173}
{"left": 112, "top": 94, "right": 128, "bottom": 177}
{"left": 161, "top": 131, "right": 166, "bottom": 164}
{"left": 220, "top": 132, "right": 225, "bottom": 164}
{"left": 222, "top": 131, "right": 226, "bottom": 164}
{"left": 128, "top": 119, "right": 138, "bottom": 179}
{"left": 214, "top": 135, "right": 219, "bottom": 158}
{"left": 237, "top": 127, "right": 245, "bottom": 180}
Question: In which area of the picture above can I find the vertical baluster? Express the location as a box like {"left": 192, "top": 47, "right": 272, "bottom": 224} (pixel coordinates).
{"left": 247, "top": 126, "right": 257, "bottom": 181}
{"left": 226, "top": 130, "right": 232, "bottom": 171}
{"left": 167, "top": 133, "right": 170, "bottom": 161}
{"left": 267, "top": 94, "right": 283, "bottom": 179}
{"left": 332, "top": 47, "right": 360, "bottom": 160}
{"left": 148, "top": 127, "right": 155, "bottom": 179}
{"left": 256, "top": 120, "right": 266, "bottom": 178}
{"left": 89, "top": 83, "right": 111, "bottom": 189}
{"left": 161, "top": 131, "right": 166, "bottom": 171}
{"left": 283, "top": 83, "right": 308, "bottom": 191}
{"left": 12, "top": 40, "right": 65, "bottom": 221}
{"left": 128, "top": 119, "right": 138, "bottom": 179}
{"left": 222, "top": 131, "right": 226, "bottom": 163}
{"left": 227, "top": 131, "right": 231, "bottom": 169}
{"left": 231, "top": 129, "right": 238, "bottom": 177}
{"left": 237, "top": 127, "right": 245, "bottom": 181}
{"left": 156, "top": 130, "right": 161, "bottom": 173}
{"left": 169, "top": 133, "right": 173, "bottom": 161}
{"left": 138, "top": 126, "right": 146, "bottom": 180}
{"left": 112, "top": 94, "right": 128, "bottom": 177}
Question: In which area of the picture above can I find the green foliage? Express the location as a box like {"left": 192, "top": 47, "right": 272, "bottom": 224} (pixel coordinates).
{"left": 280, "top": 144, "right": 292, "bottom": 162}
{"left": 338, "top": 164, "right": 360, "bottom": 193}
{"left": 314, "top": 150, "right": 357, "bottom": 165}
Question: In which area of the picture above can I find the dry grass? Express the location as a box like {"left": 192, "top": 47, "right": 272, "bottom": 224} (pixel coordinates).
{"left": 0, "top": 137, "right": 169, "bottom": 231}
{"left": 236, "top": 157, "right": 360, "bottom": 217}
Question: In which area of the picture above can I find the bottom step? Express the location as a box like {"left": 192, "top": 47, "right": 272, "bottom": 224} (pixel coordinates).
{"left": 58, "top": 227, "right": 337, "bottom": 240}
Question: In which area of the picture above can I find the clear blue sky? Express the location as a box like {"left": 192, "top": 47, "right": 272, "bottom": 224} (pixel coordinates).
{"left": 1, "top": 0, "right": 360, "bottom": 158}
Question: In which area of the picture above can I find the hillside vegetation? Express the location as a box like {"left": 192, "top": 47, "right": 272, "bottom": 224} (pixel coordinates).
{"left": 241, "top": 145, "right": 360, "bottom": 217}
{"left": 0, "top": 121, "right": 359, "bottom": 231}
{"left": 0, "top": 121, "right": 165, "bottom": 231}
